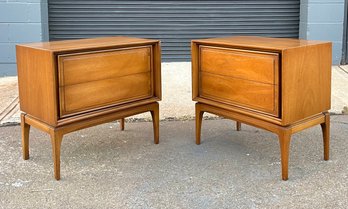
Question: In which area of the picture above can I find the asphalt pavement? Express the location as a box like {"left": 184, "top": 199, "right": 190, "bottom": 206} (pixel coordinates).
{"left": 0, "top": 116, "right": 347, "bottom": 209}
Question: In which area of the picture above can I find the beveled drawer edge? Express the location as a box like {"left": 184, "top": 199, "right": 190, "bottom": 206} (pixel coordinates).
{"left": 196, "top": 44, "right": 281, "bottom": 119}
{"left": 193, "top": 97, "right": 282, "bottom": 125}
{"left": 60, "top": 93, "right": 153, "bottom": 119}
{"left": 192, "top": 40, "right": 284, "bottom": 55}
{"left": 198, "top": 71, "right": 279, "bottom": 116}
{"left": 57, "top": 45, "right": 153, "bottom": 87}
{"left": 198, "top": 45, "right": 280, "bottom": 85}
{"left": 199, "top": 92, "right": 279, "bottom": 118}
{"left": 57, "top": 97, "right": 160, "bottom": 126}
{"left": 57, "top": 45, "right": 155, "bottom": 119}
{"left": 57, "top": 45, "right": 152, "bottom": 58}
{"left": 198, "top": 44, "right": 280, "bottom": 56}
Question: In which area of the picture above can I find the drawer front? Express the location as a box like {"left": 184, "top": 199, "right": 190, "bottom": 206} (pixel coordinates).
{"left": 58, "top": 46, "right": 151, "bottom": 86}
{"left": 198, "top": 46, "right": 279, "bottom": 117}
{"left": 200, "top": 46, "right": 279, "bottom": 85}
{"left": 200, "top": 72, "right": 278, "bottom": 116}
{"left": 58, "top": 46, "right": 153, "bottom": 117}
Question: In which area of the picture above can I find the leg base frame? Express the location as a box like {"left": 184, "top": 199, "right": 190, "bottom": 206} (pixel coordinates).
{"left": 20, "top": 102, "right": 160, "bottom": 180}
{"left": 195, "top": 102, "right": 330, "bottom": 181}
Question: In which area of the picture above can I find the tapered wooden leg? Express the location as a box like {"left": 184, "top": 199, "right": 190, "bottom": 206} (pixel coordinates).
{"left": 278, "top": 129, "right": 291, "bottom": 181}
{"left": 120, "top": 118, "right": 125, "bottom": 131}
{"left": 320, "top": 112, "right": 330, "bottom": 161}
{"left": 50, "top": 130, "right": 63, "bottom": 180}
{"left": 150, "top": 103, "right": 159, "bottom": 144}
{"left": 195, "top": 103, "right": 204, "bottom": 145}
{"left": 236, "top": 121, "right": 241, "bottom": 131}
{"left": 21, "top": 114, "right": 30, "bottom": 160}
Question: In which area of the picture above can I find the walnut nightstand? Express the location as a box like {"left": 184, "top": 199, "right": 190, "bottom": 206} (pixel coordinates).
{"left": 16, "top": 36, "right": 161, "bottom": 180}
{"left": 192, "top": 36, "right": 331, "bottom": 180}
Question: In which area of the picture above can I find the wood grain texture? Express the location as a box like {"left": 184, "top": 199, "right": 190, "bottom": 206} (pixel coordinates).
{"left": 60, "top": 72, "right": 152, "bottom": 117}
{"left": 192, "top": 36, "right": 332, "bottom": 180}
{"left": 57, "top": 98, "right": 160, "bottom": 127}
{"left": 23, "top": 102, "right": 160, "bottom": 180}
{"left": 49, "top": 130, "right": 63, "bottom": 180}
{"left": 194, "top": 97, "right": 282, "bottom": 125}
{"left": 281, "top": 42, "right": 332, "bottom": 125}
{"left": 200, "top": 46, "right": 279, "bottom": 84}
{"left": 192, "top": 36, "right": 332, "bottom": 125}
{"left": 193, "top": 36, "right": 330, "bottom": 52}
{"left": 16, "top": 46, "right": 58, "bottom": 126}
{"left": 17, "top": 37, "right": 162, "bottom": 180}
{"left": 195, "top": 103, "right": 330, "bottom": 181}
{"left": 17, "top": 37, "right": 161, "bottom": 124}
{"left": 200, "top": 72, "right": 278, "bottom": 116}
{"left": 196, "top": 103, "right": 282, "bottom": 134}
{"left": 290, "top": 114, "right": 325, "bottom": 134}
{"left": 278, "top": 128, "right": 291, "bottom": 181}
{"left": 17, "top": 36, "right": 158, "bottom": 53}
{"left": 58, "top": 46, "right": 151, "bottom": 86}
{"left": 191, "top": 41, "right": 199, "bottom": 100}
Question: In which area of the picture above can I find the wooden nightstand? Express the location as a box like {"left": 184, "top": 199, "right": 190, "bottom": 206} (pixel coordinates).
{"left": 192, "top": 36, "right": 332, "bottom": 180}
{"left": 16, "top": 37, "right": 161, "bottom": 180}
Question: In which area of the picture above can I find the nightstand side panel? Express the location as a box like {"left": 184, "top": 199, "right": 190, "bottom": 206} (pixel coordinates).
{"left": 281, "top": 43, "right": 332, "bottom": 125}
{"left": 16, "top": 46, "right": 58, "bottom": 126}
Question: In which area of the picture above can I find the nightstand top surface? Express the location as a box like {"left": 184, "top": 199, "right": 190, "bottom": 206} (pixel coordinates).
{"left": 192, "top": 36, "right": 331, "bottom": 51}
{"left": 17, "top": 36, "right": 159, "bottom": 52}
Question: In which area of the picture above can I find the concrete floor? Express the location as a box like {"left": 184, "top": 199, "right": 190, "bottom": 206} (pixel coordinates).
{"left": 0, "top": 116, "right": 347, "bottom": 209}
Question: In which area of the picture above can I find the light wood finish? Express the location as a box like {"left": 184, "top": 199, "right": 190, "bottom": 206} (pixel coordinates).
{"left": 193, "top": 36, "right": 331, "bottom": 126}
{"left": 236, "top": 122, "right": 241, "bottom": 131}
{"left": 200, "top": 46, "right": 279, "bottom": 85}
{"left": 150, "top": 102, "right": 160, "bottom": 144}
{"left": 19, "top": 36, "right": 158, "bottom": 53}
{"left": 193, "top": 36, "right": 330, "bottom": 52}
{"left": 49, "top": 130, "right": 63, "bottom": 181}
{"left": 57, "top": 97, "right": 160, "bottom": 126}
{"left": 195, "top": 103, "right": 329, "bottom": 181}
{"left": 321, "top": 112, "right": 330, "bottom": 161}
{"left": 278, "top": 128, "right": 291, "bottom": 181}
{"left": 58, "top": 46, "right": 151, "bottom": 86}
{"left": 17, "top": 36, "right": 161, "bottom": 126}
{"left": 17, "top": 37, "right": 161, "bottom": 180}
{"left": 120, "top": 118, "right": 125, "bottom": 131}
{"left": 20, "top": 113, "right": 30, "bottom": 160}
{"left": 16, "top": 46, "right": 58, "bottom": 126}
{"left": 22, "top": 102, "right": 159, "bottom": 180}
{"left": 196, "top": 97, "right": 283, "bottom": 125}
{"left": 61, "top": 72, "right": 152, "bottom": 117}
{"left": 192, "top": 36, "right": 332, "bottom": 180}
{"left": 200, "top": 72, "right": 278, "bottom": 116}
{"left": 58, "top": 46, "right": 153, "bottom": 117}
{"left": 281, "top": 43, "right": 332, "bottom": 125}
{"left": 195, "top": 103, "right": 204, "bottom": 145}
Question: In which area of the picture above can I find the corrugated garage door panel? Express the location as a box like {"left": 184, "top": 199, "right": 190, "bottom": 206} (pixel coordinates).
{"left": 48, "top": 0, "right": 300, "bottom": 61}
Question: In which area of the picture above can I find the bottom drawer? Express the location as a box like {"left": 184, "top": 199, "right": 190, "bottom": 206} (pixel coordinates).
{"left": 60, "top": 72, "right": 152, "bottom": 117}
{"left": 200, "top": 72, "right": 278, "bottom": 116}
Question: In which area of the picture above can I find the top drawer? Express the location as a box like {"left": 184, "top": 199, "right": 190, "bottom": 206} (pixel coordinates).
{"left": 58, "top": 46, "right": 151, "bottom": 86}
{"left": 198, "top": 46, "right": 280, "bottom": 117}
{"left": 58, "top": 46, "right": 153, "bottom": 118}
{"left": 200, "top": 46, "right": 279, "bottom": 85}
